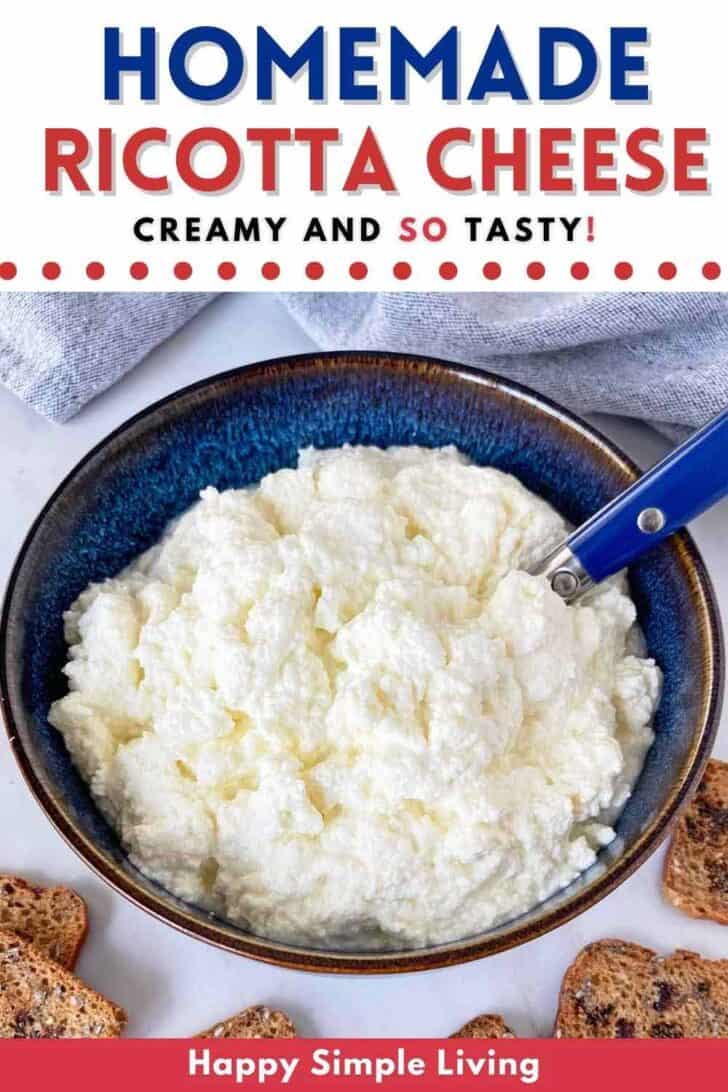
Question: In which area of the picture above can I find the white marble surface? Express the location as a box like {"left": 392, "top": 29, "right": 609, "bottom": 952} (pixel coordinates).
{"left": 1, "top": 293, "right": 726, "bottom": 1038}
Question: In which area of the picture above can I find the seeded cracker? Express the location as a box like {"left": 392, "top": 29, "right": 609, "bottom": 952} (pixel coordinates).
{"left": 0, "top": 928, "right": 125, "bottom": 1038}
{"left": 450, "top": 1015, "right": 515, "bottom": 1038}
{"left": 0, "top": 876, "right": 88, "bottom": 969}
{"left": 555, "top": 939, "right": 728, "bottom": 1038}
{"left": 664, "top": 759, "right": 728, "bottom": 924}
{"left": 196, "top": 1005, "right": 296, "bottom": 1039}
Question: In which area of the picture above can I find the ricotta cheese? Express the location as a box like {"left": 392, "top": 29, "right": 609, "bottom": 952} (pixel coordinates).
{"left": 49, "top": 445, "right": 661, "bottom": 948}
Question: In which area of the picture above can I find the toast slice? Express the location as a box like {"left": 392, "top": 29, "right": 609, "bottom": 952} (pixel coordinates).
{"left": 0, "top": 876, "right": 88, "bottom": 969}
{"left": 197, "top": 1005, "right": 296, "bottom": 1039}
{"left": 450, "top": 1015, "right": 515, "bottom": 1038}
{"left": 555, "top": 939, "right": 728, "bottom": 1038}
{"left": 663, "top": 759, "right": 728, "bottom": 924}
{"left": 0, "top": 929, "right": 126, "bottom": 1038}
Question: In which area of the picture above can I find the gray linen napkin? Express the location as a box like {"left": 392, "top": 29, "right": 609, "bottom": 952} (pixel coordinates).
{"left": 0, "top": 293, "right": 213, "bottom": 422}
{"left": 2, "top": 291, "right": 727, "bottom": 434}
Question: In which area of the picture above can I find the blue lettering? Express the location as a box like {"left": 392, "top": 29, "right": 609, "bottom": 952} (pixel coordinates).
{"left": 168, "top": 26, "right": 244, "bottom": 102}
{"left": 539, "top": 28, "right": 598, "bottom": 101}
{"left": 340, "top": 27, "right": 378, "bottom": 101}
{"left": 468, "top": 25, "right": 528, "bottom": 102}
{"left": 610, "top": 27, "right": 649, "bottom": 101}
{"left": 257, "top": 27, "right": 325, "bottom": 100}
{"left": 390, "top": 27, "right": 458, "bottom": 100}
{"left": 104, "top": 27, "right": 157, "bottom": 101}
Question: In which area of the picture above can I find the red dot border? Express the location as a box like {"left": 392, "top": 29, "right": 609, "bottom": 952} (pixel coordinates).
{"left": 218, "top": 261, "right": 236, "bottom": 282}
{"left": 306, "top": 261, "right": 324, "bottom": 281}
{"left": 0, "top": 261, "right": 721, "bottom": 284}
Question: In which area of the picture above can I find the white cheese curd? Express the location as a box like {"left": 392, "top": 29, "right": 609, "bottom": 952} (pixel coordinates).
{"left": 49, "top": 445, "right": 661, "bottom": 948}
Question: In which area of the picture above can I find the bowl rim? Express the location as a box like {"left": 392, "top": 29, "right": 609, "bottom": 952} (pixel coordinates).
{"left": 1, "top": 350, "right": 724, "bottom": 974}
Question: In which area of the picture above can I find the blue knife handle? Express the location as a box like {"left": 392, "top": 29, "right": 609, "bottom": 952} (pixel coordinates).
{"left": 568, "top": 407, "right": 728, "bottom": 584}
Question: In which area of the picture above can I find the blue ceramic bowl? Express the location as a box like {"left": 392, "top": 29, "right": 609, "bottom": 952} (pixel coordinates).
{"left": 2, "top": 353, "right": 723, "bottom": 973}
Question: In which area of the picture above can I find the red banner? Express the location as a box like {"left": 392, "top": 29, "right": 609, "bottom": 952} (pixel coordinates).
{"left": 1, "top": 1039, "right": 725, "bottom": 1090}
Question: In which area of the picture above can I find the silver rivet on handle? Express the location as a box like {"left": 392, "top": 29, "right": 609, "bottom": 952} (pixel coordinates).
{"left": 637, "top": 507, "right": 666, "bottom": 534}
{"left": 551, "top": 569, "right": 579, "bottom": 598}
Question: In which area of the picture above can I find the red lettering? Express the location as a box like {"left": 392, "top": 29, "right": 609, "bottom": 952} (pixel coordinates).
{"left": 294, "top": 128, "right": 339, "bottom": 192}
{"left": 584, "top": 128, "right": 618, "bottom": 192}
{"left": 98, "top": 128, "right": 114, "bottom": 193}
{"left": 674, "top": 128, "right": 708, "bottom": 192}
{"left": 626, "top": 128, "right": 665, "bottom": 193}
{"left": 45, "top": 129, "right": 90, "bottom": 192}
{"left": 246, "top": 129, "right": 291, "bottom": 192}
{"left": 423, "top": 217, "right": 447, "bottom": 241}
{"left": 399, "top": 216, "right": 417, "bottom": 242}
{"left": 426, "top": 128, "right": 473, "bottom": 192}
{"left": 176, "top": 128, "right": 242, "bottom": 192}
{"left": 343, "top": 128, "right": 396, "bottom": 192}
{"left": 481, "top": 128, "right": 528, "bottom": 192}
{"left": 123, "top": 128, "right": 169, "bottom": 192}
{"left": 540, "top": 129, "right": 574, "bottom": 192}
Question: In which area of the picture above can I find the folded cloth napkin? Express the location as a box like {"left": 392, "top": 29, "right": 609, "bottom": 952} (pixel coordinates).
{"left": 284, "top": 292, "right": 728, "bottom": 439}
{"left": 2, "top": 291, "right": 727, "bottom": 433}
{"left": 0, "top": 293, "right": 213, "bottom": 422}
